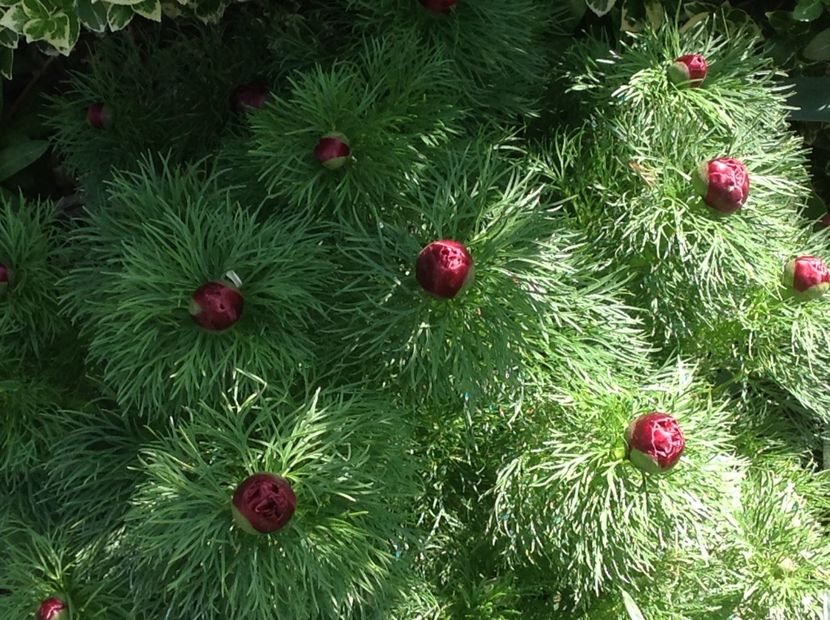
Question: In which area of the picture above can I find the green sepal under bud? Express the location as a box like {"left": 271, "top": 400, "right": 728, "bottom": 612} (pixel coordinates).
{"left": 231, "top": 502, "right": 260, "bottom": 535}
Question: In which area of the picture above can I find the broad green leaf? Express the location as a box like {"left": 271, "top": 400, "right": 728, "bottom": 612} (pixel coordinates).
{"left": 0, "top": 139, "right": 48, "bottom": 182}
{"left": 133, "top": 0, "right": 160, "bottom": 21}
{"left": 193, "top": 0, "right": 227, "bottom": 23}
{"left": 645, "top": 0, "right": 664, "bottom": 29}
{"left": 106, "top": 0, "right": 147, "bottom": 6}
{"left": 586, "top": 0, "right": 616, "bottom": 17}
{"left": 0, "top": 46, "right": 11, "bottom": 79}
{"left": 22, "top": 16, "right": 51, "bottom": 40}
{"left": 44, "top": 12, "right": 77, "bottom": 54}
{"left": 804, "top": 27, "right": 830, "bottom": 60}
{"left": 76, "top": 0, "right": 107, "bottom": 32}
{"left": 621, "top": 589, "right": 647, "bottom": 620}
{"left": 0, "top": 26, "right": 18, "bottom": 47}
{"left": 106, "top": 3, "right": 133, "bottom": 30}
{"left": 0, "top": 5, "right": 28, "bottom": 31}
{"left": 793, "top": 0, "right": 823, "bottom": 21}
{"left": 21, "top": 0, "right": 48, "bottom": 18}
{"left": 567, "top": 0, "right": 587, "bottom": 21}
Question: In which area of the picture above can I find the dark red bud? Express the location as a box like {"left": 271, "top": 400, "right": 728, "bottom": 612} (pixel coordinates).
{"left": 231, "top": 83, "right": 269, "bottom": 114}
{"left": 36, "top": 597, "right": 68, "bottom": 620}
{"left": 189, "top": 281, "right": 244, "bottom": 331}
{"left": 86, "top": 103, "right": 111, "bottom": 129}
{"left": 420, "top": 0, "right": 457, "bottom": 13}
{"left": 314, "top": 133, "right": 351, "bottom": 170}
{"left": 625, "top": 412, "right": 685, "bottom": 474}
{"left": 416, "top": 240, "right": 475, "bottom": 299}
{"left": 232, "top": 473, "right": 297, "bottom": 534}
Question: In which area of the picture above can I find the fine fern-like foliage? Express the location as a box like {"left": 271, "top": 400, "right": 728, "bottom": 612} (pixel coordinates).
{"left": 342, "top": 0, "right": 556, "bottom": 118}
{"left": 0, "top": 197, "right": 67, "bottom": 358}
{"left": 61, "top": 159, "right": 333, "bottom": 416}
{"left": 548, "top": 18, "right": 830, "bottom": 428}
{"left": 0, "top": 368, "right": 62, "bottom": 486}
{"left": 120, "top": 380, "right": 418, "bottom": 620}
{"left": 46, "top": 24, "right": 274, "bottom": 196}
{"left": 581, "top": 462, "right": 830, "bottom": 620}
{"left": 39, "top": 407, "right": 146, "bottom": 547}
{"left": 3, "top": 6, "right": 829, "bottom": 619}
{"left": 0, "top": 517, "right": 130, "bottom": 620}
{"left": 564, "top": 17, "right": 794, "bottom": 135}
{"left": 492, "top": 360, "right": 742, "bottom": 609}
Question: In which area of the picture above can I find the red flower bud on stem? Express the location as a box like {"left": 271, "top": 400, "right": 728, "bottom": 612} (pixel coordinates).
{"left": 36, "top": 597, "right": 68, "bottom": 620}
{"left": 693, "top": 157, "right": 750, "bottom": 215}
{"left": 416, "top": 240, "right": 475, "bottom": 300}
{"left": 86, "top": 103, "right": 112, "bottom": 129}
{"left": 419, "top": 0, "right": 457, "bottom": 14}
{"left": 232, "top": 473, "right": 297, "bottom": 534}
{"left": 625, "top": 412, "right": 685, "bottom": 474}
{"left": 314, "top": 133, "right": 352, "bottom": 170}
{"left": 782, "top": 256, "right": 830, "bottom": 301}
{"left": 231, "top": 82, "right": 269, "bottom": 114}
{"left": 667, "top": 54, "right": 708, "bottom": 88}
{"left": 0, "top": 263, "right": 9, "bottom": 295}
{"left": 189, "top": 281, "right": 244, "bottom": 331}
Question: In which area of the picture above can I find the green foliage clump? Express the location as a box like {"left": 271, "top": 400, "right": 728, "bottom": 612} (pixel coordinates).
{"left": 62, "top": 159, "right": 333, "bottom": 415}
{"left": 46, "top": 25, "right": 273, "bottom": 196}
{"left": 238, "top": 34, "right": 459, "bottom": 216}
{"left": 0, "top": 197, "right": 66, "bottom": 358}
{"left": 326, "top": 137, "right": 649, "bottom": 405}
{"left": 493, "top": 361, "right": 741, "bottom": 608}
{"left": 121, "top": 382, "right": 418, "bottom": 619}
{"left": 2, "top": 4, "right": 830, "bottom": 620}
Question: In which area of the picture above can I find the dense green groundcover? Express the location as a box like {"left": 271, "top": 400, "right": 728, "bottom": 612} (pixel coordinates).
{"left": 2, "top": 2, "right": 830, "bottom": 619}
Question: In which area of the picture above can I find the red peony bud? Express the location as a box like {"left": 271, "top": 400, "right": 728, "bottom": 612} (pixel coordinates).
{"left": 667, "top": 54, "right": 708, "bottom": 88}
{"left": 625, "top": 412, "right": 685, "bottom": 474}
{"left": 189, "top": 281, "right": 244, "bottom": 331}
{"left": 693, "top": 157, "right": 750, "bottom": 215}
{"left": 782, "top": 256, "right": 830, "bottom": 301}
{"left": 231, "top": 82, "right": 269, "bottom": 114}
{"left": 0, "top": 263, "right": 8, "bottom": 294}
{"left": 232, "top": 473, "right": 297, "bottom": 534}
{"left": 36, "top": 597, "right": 68, "bottom": 620}
{"left": 314, "top": 133, "right": 351, "bottom": 170}
{"left": 420, "top": 0, "right": 457, "bottom": 13}
{"left": 86, "top": 103, "right": 111, "bottom": 129}
{"left": 416, "top": 240, "right": 475, "bottom": 300}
